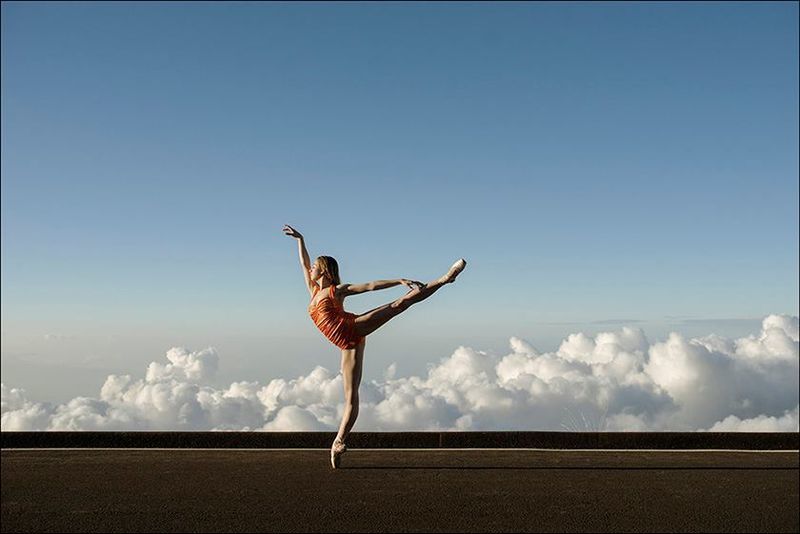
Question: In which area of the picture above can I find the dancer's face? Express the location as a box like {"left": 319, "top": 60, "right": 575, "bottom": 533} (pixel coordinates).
{"left": 309, "top": 261, "right": 324, "bottom": 282}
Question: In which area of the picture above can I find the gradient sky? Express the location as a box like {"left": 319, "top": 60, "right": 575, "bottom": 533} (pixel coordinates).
{"left": 2, "top": 1, "right": 798, "bottom": 404}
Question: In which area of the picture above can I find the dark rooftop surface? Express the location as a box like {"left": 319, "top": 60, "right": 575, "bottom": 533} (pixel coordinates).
{"left": 3, "top": 447, "right": 798, "bottom": 533}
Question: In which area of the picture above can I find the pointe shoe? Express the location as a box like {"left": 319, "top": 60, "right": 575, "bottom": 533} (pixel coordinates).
{"left": 330, "top": 438, "right": 347, "bottom": 469}
{"left": 440, "top": 258, "right": 467, "bottom": 284}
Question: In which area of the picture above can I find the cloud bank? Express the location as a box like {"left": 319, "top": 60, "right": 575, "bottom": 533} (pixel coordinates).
{"left": 2, "top": 315, "right": 798, "bottom": 432}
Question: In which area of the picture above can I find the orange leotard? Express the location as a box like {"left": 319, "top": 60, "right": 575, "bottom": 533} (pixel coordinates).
{"left": 308, "top": 284, "right": 365, "bottom": 350}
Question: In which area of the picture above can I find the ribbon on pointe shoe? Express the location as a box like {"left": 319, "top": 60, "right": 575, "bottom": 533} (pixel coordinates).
{"left": 332, "top": 438, "right": 347, "bottom": 453}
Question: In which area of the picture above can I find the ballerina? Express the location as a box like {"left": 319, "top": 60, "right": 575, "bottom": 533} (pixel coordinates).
{"left": 282, "top": 224, "right": 466, "bottom": 469}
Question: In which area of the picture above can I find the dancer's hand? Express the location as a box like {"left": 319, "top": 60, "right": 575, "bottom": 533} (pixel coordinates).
{"left": 400, "top": 279, "right": 425, "bottom": 290}
{"left": 283, "top": 224, "right": 303, "bottom": 240}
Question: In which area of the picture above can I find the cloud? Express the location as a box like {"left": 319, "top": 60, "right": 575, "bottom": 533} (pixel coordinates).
{"left": 703, "top": 405, "right": 800, "bottom": 432}
{"left": 2, "top": 314, "right": 798, "bottom": 432}
{"left": 0, "top": 384, "right": 52, "bottom": 430}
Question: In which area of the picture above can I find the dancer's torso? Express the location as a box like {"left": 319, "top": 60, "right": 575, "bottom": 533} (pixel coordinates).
{"left": 308, "top": 284, "right": 350, "bottom": 326}
{"left": 308, "top": 283, "right": 361, "bottom": 349}
{"left": 308, "top": 283, "right": 343, "bottom": 312}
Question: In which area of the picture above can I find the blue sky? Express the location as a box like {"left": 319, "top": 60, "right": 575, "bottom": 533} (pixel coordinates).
{"left": 2, "top": 2, "right": 798, "bottom": 403}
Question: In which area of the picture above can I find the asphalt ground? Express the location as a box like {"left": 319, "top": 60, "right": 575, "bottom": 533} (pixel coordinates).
{"left": 2, "top": 449, "right": 798, "bottom": 533}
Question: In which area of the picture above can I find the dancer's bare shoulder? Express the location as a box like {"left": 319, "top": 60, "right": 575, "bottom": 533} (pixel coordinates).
{"left": 334, "top": 283, "right": 347, "bottom": 301}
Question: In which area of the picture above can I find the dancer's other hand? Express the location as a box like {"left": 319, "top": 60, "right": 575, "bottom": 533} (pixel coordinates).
{"left": 400, "top": 279, "right": 425, "bottom": 290}
{"left": 283, "top": 224, "right": 303, "bottom": 240}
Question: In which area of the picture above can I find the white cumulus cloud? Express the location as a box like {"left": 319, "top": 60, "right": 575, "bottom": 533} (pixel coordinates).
{"left": 704, "top": 406, "right": 800, "bottom": 432}
{"left": 2, "top": 315, "right": 797, "bottom": 432}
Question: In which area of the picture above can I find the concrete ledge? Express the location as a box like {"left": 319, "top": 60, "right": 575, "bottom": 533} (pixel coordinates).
{"left": 2, "top": 431, "right": 798, "bottom": 449}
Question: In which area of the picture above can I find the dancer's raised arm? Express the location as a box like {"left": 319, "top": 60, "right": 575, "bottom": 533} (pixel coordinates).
{"left": 282, "top": 224, "right": 314, "bottom": 292}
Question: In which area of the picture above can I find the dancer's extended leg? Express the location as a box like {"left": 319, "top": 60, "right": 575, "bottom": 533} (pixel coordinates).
{"left": 352, "top": 259, "right": 466, "bottom": 338}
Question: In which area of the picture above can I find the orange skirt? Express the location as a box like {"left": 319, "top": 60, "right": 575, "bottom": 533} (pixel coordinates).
{"left": 310, "top": 306, "right": 365, "bottom": 350}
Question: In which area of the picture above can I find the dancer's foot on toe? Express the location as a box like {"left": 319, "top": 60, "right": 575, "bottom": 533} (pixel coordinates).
{"left": 440, "top": 258, "right": 467, "bottom": 284}
{"left": 330, "top": 438, "right": 347, "bottom": 469}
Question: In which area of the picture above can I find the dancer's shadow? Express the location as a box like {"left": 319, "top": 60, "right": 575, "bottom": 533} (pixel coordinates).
{"left": 345, "top": 465, "right": 776, "bottom": 470}
{"left": 347, "top": 466, "right": 542, "bottom": 470}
